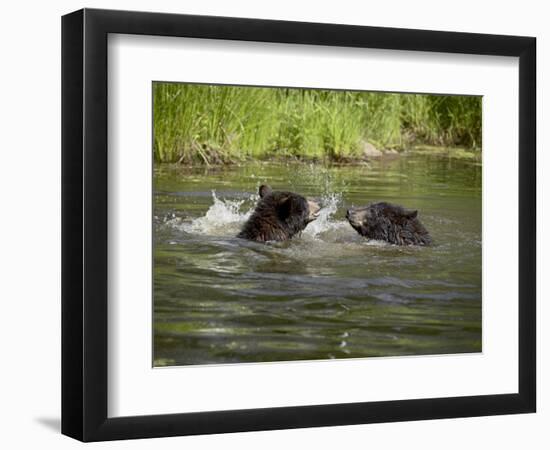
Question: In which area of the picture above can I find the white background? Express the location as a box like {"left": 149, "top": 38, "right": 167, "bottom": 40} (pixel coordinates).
{"left": 109, "top": 35, "right": 519, "bottom": 417}
{"left": 0, "top": 0, "right": 547, "bottom": 449}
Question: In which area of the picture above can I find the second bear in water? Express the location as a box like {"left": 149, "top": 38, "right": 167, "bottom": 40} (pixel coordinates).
{"left": 238, "top": 185, "right": 321, "bottom": 242}
{"left": 346, "top": 202, "right": 432, "bottom": 246}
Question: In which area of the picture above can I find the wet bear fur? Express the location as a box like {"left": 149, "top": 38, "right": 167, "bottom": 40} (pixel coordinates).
{"left": 346, "top": 202, "right": 432, "bottom": 246}
{"left": 237, "top": 185, "right": 319, "bottom": 242}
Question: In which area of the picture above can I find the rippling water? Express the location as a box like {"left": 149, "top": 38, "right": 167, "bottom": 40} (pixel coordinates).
{"left": 154, "top": 154, "right": 482, "bottom": 366}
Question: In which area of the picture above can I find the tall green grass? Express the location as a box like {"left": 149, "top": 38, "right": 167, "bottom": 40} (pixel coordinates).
{"left": 153, "top": 83, "right": 481, "bottom": 164}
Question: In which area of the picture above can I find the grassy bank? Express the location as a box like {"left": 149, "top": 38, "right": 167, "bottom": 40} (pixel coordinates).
{"left": 153, "top": 83, "right": 481, "bottom": 164}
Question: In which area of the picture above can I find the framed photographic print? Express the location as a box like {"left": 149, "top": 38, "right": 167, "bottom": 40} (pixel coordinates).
{"left": 61, "top": 8, "right": 536, "bottom": 442}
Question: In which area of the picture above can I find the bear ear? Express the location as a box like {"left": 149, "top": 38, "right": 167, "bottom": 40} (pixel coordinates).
{"left": 405, "top": 210, "right": 418, "bottom": 219}
{"left": 259, "top": 184, "right": 272, "bottom": 198}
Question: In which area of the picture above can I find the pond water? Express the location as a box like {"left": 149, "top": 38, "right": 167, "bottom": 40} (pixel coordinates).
{"left": 154, "top": 154, "right": 482, "bottom": 366}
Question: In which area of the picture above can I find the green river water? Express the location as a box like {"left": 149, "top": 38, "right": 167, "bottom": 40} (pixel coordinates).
{"left": 154, "top": 154, "right": 481, "bottom": 366}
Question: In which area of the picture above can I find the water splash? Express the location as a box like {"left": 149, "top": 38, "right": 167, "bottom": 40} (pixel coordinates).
{"left": 303, "top": 193, "right": 346, "bottom": 238}
{"left": 166, "top": 190, "right": 357, "bottom": 243}
{"left": 179, "top": 191, "right": 255, "bottom": 236}
{"left": 291, "top": 163, "right": 349, "bottom": 198}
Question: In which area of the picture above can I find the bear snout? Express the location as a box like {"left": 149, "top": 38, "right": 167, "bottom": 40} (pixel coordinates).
{"left": 346, "top": 208, "right": 360, "bottom": 223}
{"left": 307, "top": 199, "right": 321, "bottom": 221}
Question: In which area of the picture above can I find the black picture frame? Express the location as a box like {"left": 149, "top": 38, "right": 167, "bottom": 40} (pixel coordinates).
{"left": 61, "top": 8, "right": 536, "bottom": 442}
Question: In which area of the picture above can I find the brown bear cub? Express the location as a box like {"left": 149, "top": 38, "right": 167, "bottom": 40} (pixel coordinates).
{"left": 237, "top": 185, "right": 321, "bottom": 242}
{"left": 346, "top": 202, "right": 432, "bottom": 246}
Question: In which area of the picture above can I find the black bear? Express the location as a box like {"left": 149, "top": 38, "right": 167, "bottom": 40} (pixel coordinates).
{"left": 346, "top": 202, "right": 432, "bottom": 246}
{"left": 237, "top": 185, "right": 321, "bottom": 242}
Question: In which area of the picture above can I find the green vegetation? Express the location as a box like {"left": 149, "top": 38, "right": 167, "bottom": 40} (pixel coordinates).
{"left": 153, "top": 82, "right": 481, "bottom": 164}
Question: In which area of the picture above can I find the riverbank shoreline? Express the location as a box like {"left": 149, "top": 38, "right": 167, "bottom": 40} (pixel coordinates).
{"left": 154, "top": 145, "right": 482, "bottom": 169}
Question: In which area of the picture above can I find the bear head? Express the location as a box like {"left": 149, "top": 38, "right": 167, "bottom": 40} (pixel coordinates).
{"left": 346, "top": 202, "right": 431, "bottom": 246}
{"left": 237, "top": 185, "right": 321, "bottom": 242}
